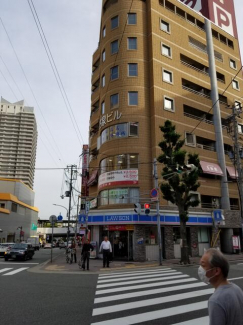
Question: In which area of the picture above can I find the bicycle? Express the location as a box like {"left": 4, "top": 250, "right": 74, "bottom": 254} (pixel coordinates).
{"left": 78, "top": 255, "right": 84, "bottom": 269}
{"left": 65, "top": 248, "right": 72, "bottom": 264}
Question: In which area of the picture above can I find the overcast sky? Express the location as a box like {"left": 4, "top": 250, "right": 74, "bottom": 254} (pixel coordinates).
{"left": 0, "top": 1, "right": 242, "bottom": 220}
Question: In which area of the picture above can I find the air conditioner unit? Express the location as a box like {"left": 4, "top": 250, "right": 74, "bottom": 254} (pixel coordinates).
{"left": 197, "top": 144, "right": 203, "bottom": 149}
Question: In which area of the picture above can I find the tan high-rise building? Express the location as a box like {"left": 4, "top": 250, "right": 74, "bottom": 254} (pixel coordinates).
{"left": 87, "top": 0, "right": 243, "bottom": 261}
{"left": 0, "top": 97, "right": 37, "bottom": 189}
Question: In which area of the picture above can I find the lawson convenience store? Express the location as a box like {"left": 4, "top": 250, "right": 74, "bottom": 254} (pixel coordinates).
{"left": 88, "top": 209, "right": 213, "bottom": 261}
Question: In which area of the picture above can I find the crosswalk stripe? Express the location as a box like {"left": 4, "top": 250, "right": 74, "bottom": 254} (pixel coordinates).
{"left": 0, "top": 268, "right": 12, "bottom": 274}
{"left": 97, "top": 273, "right": 185, "bottom": 289}
{"left": 98, "top": 271, "right": 180, "bottom": 283}
{"left": 93, "top": 288, "right": 213, "bottom": 316}
{"left": 90, "top": 301, "right": 208, "bottom": 325}
{"left": 94, "top": 281, "right": 207, "bottom": 304}
{"left": 3, "top": 267, "right": 29, "bottom": 276}
{"left": 171, "top": 316, "right": 209, "bottom": 325}
{"left": 98, "top": 268, "right": 174, "bottom": 280}
{"left": 98, "top": 268, "right": 172, "bottom": 278}
{"left": 96, "top": 275, "right": 193, "bottom": 295}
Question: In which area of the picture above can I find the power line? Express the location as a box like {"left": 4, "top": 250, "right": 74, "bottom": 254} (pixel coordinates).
{"left": 189, "top": 65, "right": 243, "bottom": 135}
{"left": 27, "top": 0, "right": 84, "bottom": 146}
{"left": 0, "top": 16, "right": 66, "bottom": 165}
{"left": 0, "top": 66, "right": 18, "bottom": 100}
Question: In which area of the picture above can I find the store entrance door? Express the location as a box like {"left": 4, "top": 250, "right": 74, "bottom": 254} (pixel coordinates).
{"left": 108, "top": 226, "right": 134, "bottom": 261}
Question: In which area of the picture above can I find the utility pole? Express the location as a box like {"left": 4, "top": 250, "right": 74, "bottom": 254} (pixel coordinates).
{"left": 67, "top": 164, "right": 77, "bottom": 246}
{"left": 153, "top": 158, "right": 162, "bottom": 265}
{"left": 227, "top": 103, "right": 243, "bottom": 229}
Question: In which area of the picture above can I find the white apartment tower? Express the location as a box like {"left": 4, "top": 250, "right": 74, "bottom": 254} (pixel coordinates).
{"left": 0, "top": 97, "right": 38, "bottom": 189}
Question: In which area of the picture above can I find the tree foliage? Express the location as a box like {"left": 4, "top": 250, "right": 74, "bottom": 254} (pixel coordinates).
{"left": 157, "top": 120, "right": 201, "bottom": 222}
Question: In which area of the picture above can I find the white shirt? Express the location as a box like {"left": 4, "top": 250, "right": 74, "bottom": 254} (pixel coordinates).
{"left": 100, "top": 240, "right": 112, "bottom": 252}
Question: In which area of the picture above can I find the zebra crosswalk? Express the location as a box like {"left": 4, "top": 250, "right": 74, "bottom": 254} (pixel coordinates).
{"left": 91, "top": 267, "right": 211, "bottom": 325}
{"left": 0, "top": 267, "right": 29, "bottom": 276}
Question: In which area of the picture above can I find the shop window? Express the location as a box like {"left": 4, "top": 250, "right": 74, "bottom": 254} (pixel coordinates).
{"left": 173, "top": 227, "right": 181, "bottom": 244}
{"left": 130, "top": 154, "right": 138, "bottom": 168}
{"left": 100, "top": 154, "right": 139, "bottom": 174}
{"left": 100, "top": 122, "right": 139, "bottom": 146}
{"left": 198, "top": 228, "right": 209, "bottom": 243}
{"left": 99, "top": 188, "right": 139, "bottom": 206}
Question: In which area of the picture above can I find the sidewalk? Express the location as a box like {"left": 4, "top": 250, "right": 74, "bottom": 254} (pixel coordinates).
{"left": 30, "top": 248, "right": 243, "bottom": 275}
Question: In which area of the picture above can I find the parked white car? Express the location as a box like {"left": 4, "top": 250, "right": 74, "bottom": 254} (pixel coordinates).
{"left": 0, "top": 243, "right": 15, "bottom": 257}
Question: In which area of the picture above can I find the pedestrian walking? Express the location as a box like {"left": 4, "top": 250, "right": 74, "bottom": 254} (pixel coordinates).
{"left": 81, "top": 239, "right": 94, "bottom": 271}
{"left": 99, "top": 236, "right": 112, "bottom": 268}
{"left": 71, "top": 240, "right": 77, "bottom": 263}
{"left": 199, "top": 248, "right": 243, "bottom": 325}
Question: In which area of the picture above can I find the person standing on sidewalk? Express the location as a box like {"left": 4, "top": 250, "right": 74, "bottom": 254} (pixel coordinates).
{"left": 99, "top": 236, "right": 112, "bottom": 268}
{"left": 81, "top": 239, "right": 93, "bottom": 271}
{"left": 70, "top": 240, "right": 77, "bottom": 263}
{"left": 199, "top": 248, "right": 243, "bottom": 325}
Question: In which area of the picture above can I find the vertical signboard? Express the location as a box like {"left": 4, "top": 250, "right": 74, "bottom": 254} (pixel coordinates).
{"left": 179, "top": 0, "right": 237, "bottom": 38}
{"left": 81, "top": 145, "right": 89, "bottom": 197}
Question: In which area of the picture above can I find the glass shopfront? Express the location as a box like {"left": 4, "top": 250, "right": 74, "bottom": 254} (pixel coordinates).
{"left": 99, "top": 225, "right": 134, "bottom": 260}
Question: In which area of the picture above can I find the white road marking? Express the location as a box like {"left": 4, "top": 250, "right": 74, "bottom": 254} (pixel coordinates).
{"left": 3, "top": 267, "right": 29, "bottom": 275}
{"left": 237, "top": 263, "right": 243, "bottom": 265}
{"left": 0, "top": 268, "right": 12, "bottom": 273}
{"left": 94, "top": 281, "right": 207, "bottom": 304}
{"left": 97, "top": 273, "right": 184, "bottom": 289}
{"left": 171, "top": 316, "right": 209, "bottom": 325}
{"left": 93, "top": 288, "right": 213, "bottom": 316}
{"left": 98, "top": 268, "right": 171, "bottom": 278}
{"left": 98, "top": 271, "right": 180, "bottom": 283}
{"left": 96, "top": 275, "right": 192, "bottom": 295}
{"left": 90, "top": 301, "right": 208, "bottom": 325}
{"left": 0, "top": 262, "right": 39, "bottom": 265}
{"left": 98, "top": 268, "right": 174, "bottom": 280}
{"left": 228, "top": 276, "right": 243, "bottom": 281}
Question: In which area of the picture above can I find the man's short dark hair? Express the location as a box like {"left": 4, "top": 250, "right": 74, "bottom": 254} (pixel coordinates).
{"left": 206, "top": 248, "right": 229, "bottom": 278}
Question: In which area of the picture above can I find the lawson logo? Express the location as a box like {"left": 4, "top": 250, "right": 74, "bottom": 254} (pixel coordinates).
{"left": 105, "top": 215, "right": 132, "bottom": 222}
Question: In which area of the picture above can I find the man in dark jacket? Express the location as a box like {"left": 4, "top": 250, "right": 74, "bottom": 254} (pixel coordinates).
{"left": 81, "top": 239, "right": 94, "bottom": 271}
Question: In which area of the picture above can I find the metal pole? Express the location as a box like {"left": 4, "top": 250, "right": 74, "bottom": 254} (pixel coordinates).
{"left": 67, "top": 165, "right": 74, "bottom": 247}
{"left": 51, "top": 221, "right": 53, "bottom": 263}
{"left": 232, "top": 105, "right": 243, "bottom": 236}
{"left": 205, "top": 19, "right": 230, "bottom": 210}
{"left": 154, "top": 158, "right": 162, "bottom": 265}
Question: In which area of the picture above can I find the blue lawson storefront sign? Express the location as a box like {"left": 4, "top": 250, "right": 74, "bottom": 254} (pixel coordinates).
{"left": 88, "top": 214, "right": 213, "bottom": 225}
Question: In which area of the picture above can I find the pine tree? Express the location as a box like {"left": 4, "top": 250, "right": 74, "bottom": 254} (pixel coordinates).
{"left": 157, "top": 120, "right": 200, "bottom": 264}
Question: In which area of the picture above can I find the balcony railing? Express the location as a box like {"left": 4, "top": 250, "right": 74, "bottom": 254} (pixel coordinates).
{"left": 196, "top": 143, "right": 216, "bottom": 152}
{"left": 184, "top": 112, "right": 228, "bottom": 129}
{"left": 181, "top": 60, "right": 208, "bottom": 76}
{"left": 182, "top": 85, "right": 210, "bottom": 99}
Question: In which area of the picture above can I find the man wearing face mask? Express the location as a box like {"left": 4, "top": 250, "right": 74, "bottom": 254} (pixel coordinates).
{"left": 199, "top": 248, "right": 243, "bottom": 325}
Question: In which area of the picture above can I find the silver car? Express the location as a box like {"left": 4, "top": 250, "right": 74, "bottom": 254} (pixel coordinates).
{"left": 0, "top": 243, "right": 15, "bottom": 257}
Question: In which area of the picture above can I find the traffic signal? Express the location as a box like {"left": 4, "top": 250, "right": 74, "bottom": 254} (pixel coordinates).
{"left": 144, "top": 203, "right": 150, "bottom": 215}
{"left": 134, "top": 203, "right": 141, "bottom": 215}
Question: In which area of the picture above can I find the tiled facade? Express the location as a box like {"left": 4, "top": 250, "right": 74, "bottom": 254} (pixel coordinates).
{"left": 87, "top": 0, "right": 242, "bottom": 261}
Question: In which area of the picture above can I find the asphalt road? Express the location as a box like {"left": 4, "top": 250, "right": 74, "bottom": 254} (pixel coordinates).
{"left": 1, "top": 253, "right": 243, "bottom": 325}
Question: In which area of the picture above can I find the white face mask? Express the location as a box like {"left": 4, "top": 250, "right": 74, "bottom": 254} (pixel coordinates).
{"left": 198, "top": 266, "right": 216, "bottom": 284}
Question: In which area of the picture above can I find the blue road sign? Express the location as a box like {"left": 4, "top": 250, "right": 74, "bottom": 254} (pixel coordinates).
{"left": 57, "top": 214, "right": 63, "bottom": 221}
{"left": 78, "top": 214, "right": 86, "bottom": 223}
{"left": 213, "top": 210, "right": 223, "bottom": 222}
{"left": 150, "top": 188, "right": 158, "bottom": 198}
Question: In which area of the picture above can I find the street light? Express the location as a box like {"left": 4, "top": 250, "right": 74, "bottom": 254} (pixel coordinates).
{"left": 53, "top": 203, "right": 69, "bottom": 244}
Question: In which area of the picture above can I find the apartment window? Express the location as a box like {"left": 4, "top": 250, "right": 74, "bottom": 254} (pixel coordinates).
{"left": 163, "top": 69, "right": 173, "bottom": 83}
{"left": 0, "top": 203, "right": 5, "bottom": 208}
{"left": 164, "top": 96, "right": 174, "bottom": 112}
{"left": 230, "top": 59, "right": 236, "bottom": 69}
{"left": 187, "top": 13, "right": 195, "bottom": 25}
{"left": 238, "top": 124, "right": 243, "bottom": 134}
{"left": 161, "top": 44, "right": 171, "bottom": 57}
{"left": 102, "top": 49, "right": 106, "bottom": 62}
{"left": 128, "top": 13, "right": 137, "bottom": 25}
{"left": 101, "top": 101, "right": 105, "bottom": 115}
{"left": 232, "top": 80, "right": 239, "bottom": 90}
{"left": 11, "top": 202, "right": 18, "bottom": 213}
{"left": 160, "top": 20, "right": 170, "bottom": 33}
{"left": 128, "top": 63, "right": 138, "bottom": 77}
{"left": 103, "top": 26, "right": 106, "bottom": 38}
{"left": 129, "top": 122, "right": 138, "bottom": 136}
{"left": 111, "top": 15, "right": 119, "bottom": 29}
{"left": 110, "top": 66, "right": 119, "bottom": 80}
{"left": 111, "top": 40, "right": 119, "bottom": 54}
{"left": 128, "top": 37, "right": 137, "bottom": 50}
{"left": 110, "top": 93, "right": 119, "bottom": 109}
{"left": 185, "top": 132, "right": 196, "bottom": 146}
{"left": 102, "top": 74, "right": 105, "bottom": 87}
{"left": 128, "top": 91, "right": 138, "bottom": 105}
